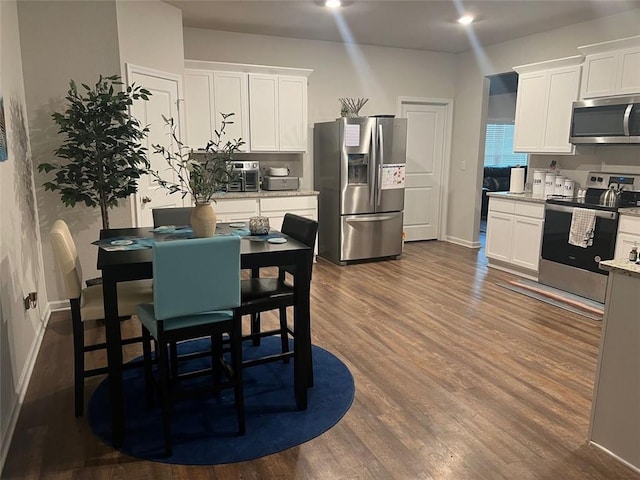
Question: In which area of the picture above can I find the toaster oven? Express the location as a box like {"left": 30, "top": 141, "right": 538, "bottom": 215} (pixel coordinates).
{"left": 226, "top": 161, "right": 259, "bottom": 192}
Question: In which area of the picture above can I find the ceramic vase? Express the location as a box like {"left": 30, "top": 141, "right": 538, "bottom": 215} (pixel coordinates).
{"left": 191, "top": 203, "right": 217, "bottom": 238}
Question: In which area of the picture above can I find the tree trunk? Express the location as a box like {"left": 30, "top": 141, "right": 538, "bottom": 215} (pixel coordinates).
{"left": 96, "top": 152, "right": 109, "bottom": 230}
{"left": 99, "top": 193, "right": 109, "bottom": 230}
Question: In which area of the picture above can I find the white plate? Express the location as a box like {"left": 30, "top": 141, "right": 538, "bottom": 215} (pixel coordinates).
{"left": 267, "top": 237, "right": 287, "bottom": 244}
{"left": 111, "top": 239, "right": 134, "bottom": 246}
{"left": 153, "top": 225, "right": 174, "bottom": 232}
{"left": 229, "top": 222, "right": 246, "bottom": 228}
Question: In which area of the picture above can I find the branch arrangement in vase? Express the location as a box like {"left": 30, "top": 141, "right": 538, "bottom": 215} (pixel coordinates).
{"left": 339, "top": 97, "right": 369, "bottom": 117}
{"left": 150, "top": 112, "right": 245, "bottom": 205}
{"left": 38, "top": 75, "right": 152, "bottom": 229}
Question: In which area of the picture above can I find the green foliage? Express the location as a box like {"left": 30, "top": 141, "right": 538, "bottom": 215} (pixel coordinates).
{"left": 151, "top": 113, "right": 244, "bottom": 204}
{"left": 38, "top": 74, "right": 151, "bottom": 228}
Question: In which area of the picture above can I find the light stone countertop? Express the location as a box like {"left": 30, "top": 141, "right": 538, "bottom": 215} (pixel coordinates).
{"left": 486, "top": 191, "right": 547, "bottom": 204}
{"left": 619, "top": 207, "right": 640, "bottom": 217}
{"left": 488, "top": 194, "right": 640, "bottom": 212}
{"left": 599, "top": 259, "right": 640, "bottom": 279}
{"left": 211, "top": 190, "right": 319, "bottom": 200}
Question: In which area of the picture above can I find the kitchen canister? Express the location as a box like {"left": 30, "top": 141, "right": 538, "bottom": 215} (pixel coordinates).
{"left": 544, "top": 172, "right": 557, "bottom": 198}
{"left": 532, "top": 169, "right": 545, "bottom": 196}
{"left": 554, "top": 175, "right": 565, "bottom": 196}
{"left": 563, "top": 179, "right": 575, "bottom": 197}
{"left": 509, "top": 167, "right": 525, "bottom": 194}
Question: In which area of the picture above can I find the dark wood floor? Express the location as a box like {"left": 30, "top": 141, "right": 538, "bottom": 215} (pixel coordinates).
{"left": 3, "top": 240, "right": 639, "bottom": 479}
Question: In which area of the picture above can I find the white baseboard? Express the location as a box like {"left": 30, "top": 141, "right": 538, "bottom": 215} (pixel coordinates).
{"left": 48, "top": 299, "right": 70, "bottom": 312}
{"left": 590, "top": 441, "right": 640, "bottom": 475}
{"left": 445, "top": 235, "right": 481, "bottom": 249}
{"left": 0, "top": 307, "right": 51, "bottom": 474}
{"left": 487, "top": 261, "right": 538, "bottom": 281}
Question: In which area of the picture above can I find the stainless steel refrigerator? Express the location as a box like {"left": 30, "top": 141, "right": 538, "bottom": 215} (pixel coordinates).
{"left": 314, "top": 117, "right": 407, "bottom": 265}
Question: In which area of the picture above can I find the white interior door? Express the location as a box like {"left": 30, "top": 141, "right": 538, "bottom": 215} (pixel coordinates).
{"left": 128, "top": 65, "right": 184, "bottom": 227}
{"left": 401, "top": 101, "right": 448, "bottom": 241}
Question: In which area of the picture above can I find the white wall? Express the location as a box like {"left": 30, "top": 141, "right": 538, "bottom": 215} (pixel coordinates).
{"left": 116, "top": 0, "right": 185, "bottom": 79}
{"left": 487, "top": 92, "right": 516, "bottom": 123}
{"left": 0, "top": 0, "right": 185, "bottom": 468}
{"left": 448, "top": 8, "right": 640, "bottom": 246}
{"left": 18, "top": 0, "right": 184, "bottom": 306}
{"left": 0, "top": 0, "right": 47, "bottom": 470}
{"left": 113, "top": 0, "right": 185, "bottom": 228}
{"left": 183, "top": 27, "right": 458, "bottom": 190}
{"left": 18, "top": 0, "right": 123, "bottom": 306}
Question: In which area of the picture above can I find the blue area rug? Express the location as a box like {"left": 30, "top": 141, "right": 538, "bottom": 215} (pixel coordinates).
{"left": 87, "top": 337, "right": 355, "bottom": 464}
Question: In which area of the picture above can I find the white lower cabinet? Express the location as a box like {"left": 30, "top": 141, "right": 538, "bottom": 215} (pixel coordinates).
{"left": 260, "top": 196, "right": 318, "bottom": 256}
{"left": 486, "top": 198, "right": 544, "bottom": 275}
{"left": 259, "top": 196, "right": 317, "bottom": 231}
{"left": 213, "top": 195, "right": 318, "bottom": 250}
{"left": 486, "top": 211, "right": 513, "bottom": 263}
{"left": 614, "top": 215, "right": 640, "bottom": 259}
{"left": 214, "top": 198, "right": 259, "bottom": 223}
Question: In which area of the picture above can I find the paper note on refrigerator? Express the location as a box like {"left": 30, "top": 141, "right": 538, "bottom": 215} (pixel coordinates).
{"left": 381, "top": 164, "right": 406, "bottom": 190}
{"left": 344, "top": 124, "right": 360, "bottom": 147}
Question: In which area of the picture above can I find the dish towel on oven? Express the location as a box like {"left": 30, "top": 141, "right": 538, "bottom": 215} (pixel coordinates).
{"left": 569, "top": 207, "right": 596, "bottom": 248}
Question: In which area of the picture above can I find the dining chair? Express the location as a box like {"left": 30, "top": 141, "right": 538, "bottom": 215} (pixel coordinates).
{"left": 49, "top": 219, "right": 153, "bottom": 417}
{"left": 240, "top": 213, "right": 318, "bottom": 370}
{"left": 152, "top": 206, "right": 193, "bottom": 227}
{"left": 136, "top": 235, "right": 244, "bottom": 457}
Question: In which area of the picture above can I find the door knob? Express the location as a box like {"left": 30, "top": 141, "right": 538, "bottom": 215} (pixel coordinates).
{"left": 141, "top": 196, "right": 152, "bottom": 204}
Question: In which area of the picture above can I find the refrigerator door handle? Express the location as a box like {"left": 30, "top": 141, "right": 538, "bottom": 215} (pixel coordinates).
{"left": 369, "top": 125, "right": 376, "bottom": 207}
{"left": 377, "top": 124, "right": 384, "bottom": 207}
{"left": 346, "top": 214, "right": 398, "bottom": 222}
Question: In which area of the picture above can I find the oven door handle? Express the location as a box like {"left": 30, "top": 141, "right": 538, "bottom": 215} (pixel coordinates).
{"left": 545, "top": 203, "right": 618, "bottom": 220}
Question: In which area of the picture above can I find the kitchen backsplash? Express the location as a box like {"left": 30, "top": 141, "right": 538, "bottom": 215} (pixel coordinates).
{"left": 232, "top": 152, "right": 304, "bottom": 179}
{"left": 528, "top": 145, "right": 640, "bottom": 188}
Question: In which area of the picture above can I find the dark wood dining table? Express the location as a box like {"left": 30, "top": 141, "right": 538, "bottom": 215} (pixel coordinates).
{"left": 97, "top": 224, "right": 313, "bottom": 448}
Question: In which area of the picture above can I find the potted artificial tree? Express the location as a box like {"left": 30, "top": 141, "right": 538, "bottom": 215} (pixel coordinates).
{"left": 39, "top": 74, "right": 151, "bottom": 229}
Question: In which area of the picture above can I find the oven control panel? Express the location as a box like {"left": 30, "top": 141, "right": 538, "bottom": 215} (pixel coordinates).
{"left": 229, "top": 161, "right": 259, "bottom": 172}
{"left": 585, "top": 172, "right": 640, "bottom": 192}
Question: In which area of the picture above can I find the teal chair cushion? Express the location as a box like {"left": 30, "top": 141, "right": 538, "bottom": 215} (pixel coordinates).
{"left": 137, "top": 304, "right": 234, "bottom": 339}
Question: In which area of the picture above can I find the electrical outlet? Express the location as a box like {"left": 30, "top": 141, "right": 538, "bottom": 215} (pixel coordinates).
{"left": 23, "top": 292, "right": 37, "bottom": 310}
{"left": 461, "top": 160, "right": 467, "bottom": 171}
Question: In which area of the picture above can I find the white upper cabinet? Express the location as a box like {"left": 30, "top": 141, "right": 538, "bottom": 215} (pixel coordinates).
{"left": 249, "top": 74, "right": 279, "bottom": 151}
{"left": 184, "top": 61, "right": 311, "bottom": 153}
{"left": 248, "top": 73, "right": 309, "bottom": 152}
{"left": 579, "top": 35, "right": 640, "bottom": 99}
{"left": 184, "top": 69, "right": 249, "bottom": 151}
{"left": 213, "top": 71, "right": 250, "bottom": 151}
{"left": 184, "top": 70, "right": 216, "bottom": 148}
{"left": 513, "top": 71, "right": 546, "bottom": 152}
{"left": 513, "top": 55, "right": 582, "bottom": 154}
{"left": 278, "top": 76, "right": 308, "bottom": 152}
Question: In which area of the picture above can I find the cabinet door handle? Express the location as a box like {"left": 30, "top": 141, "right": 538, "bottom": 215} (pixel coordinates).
{"left": 141, "top": 196, "right": 152, "bottom": 204}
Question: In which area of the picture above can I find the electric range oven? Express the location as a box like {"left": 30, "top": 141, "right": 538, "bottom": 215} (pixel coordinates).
{"left": 539, "top": 172, "right": 640, "bottom": 303}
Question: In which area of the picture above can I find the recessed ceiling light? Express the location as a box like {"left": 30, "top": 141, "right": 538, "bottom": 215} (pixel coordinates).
{"left": 325, "top": 0, "right": 342, "bottom": 8}
{"left": 457, "top": 15, "right": 474, "bottom": 25}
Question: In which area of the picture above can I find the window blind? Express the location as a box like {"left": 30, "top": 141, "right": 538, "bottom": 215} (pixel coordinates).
{"left": 484, "top": 124, "right": 528, "bottom": 167}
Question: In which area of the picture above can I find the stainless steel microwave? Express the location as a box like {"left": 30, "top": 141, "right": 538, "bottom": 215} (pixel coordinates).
{"left": 570, "top": 95, "right": 640, "bottom": 144}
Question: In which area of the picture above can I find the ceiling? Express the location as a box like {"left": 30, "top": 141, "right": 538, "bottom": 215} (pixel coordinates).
{"left": 166, "top": 0, "right": 640, "bottom": 54}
